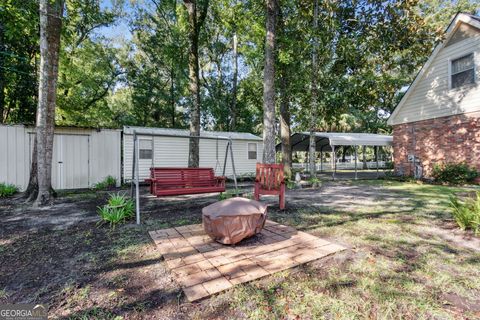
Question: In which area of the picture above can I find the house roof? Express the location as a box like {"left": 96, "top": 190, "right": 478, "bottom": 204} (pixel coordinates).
{"left": 123, "top": 126, "right": 263, "bottom": 141}
{"left": 387, "top": 12, "right": 480, "bottom": 126}
{"left": 275, "top": 132, "right": 393, "bottom": 152}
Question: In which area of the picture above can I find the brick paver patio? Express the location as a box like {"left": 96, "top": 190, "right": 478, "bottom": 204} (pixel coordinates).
{"left": 149, "top": 220, "right": 346, "bottom": 301}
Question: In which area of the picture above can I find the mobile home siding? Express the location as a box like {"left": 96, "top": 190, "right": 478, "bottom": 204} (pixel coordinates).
{"left": 0, "top": 125, "right": 121, "bottom": 190}
{"left": 390, "top": 23, "right": 480, "bottom": 125}
{"left": 123, "top": 133, "right": 263, "bottom": 182}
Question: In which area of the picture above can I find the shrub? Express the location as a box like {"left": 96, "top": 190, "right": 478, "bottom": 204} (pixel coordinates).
{"left": 219, "top": 189, "right": 242, "bottom": 201}
{"left": 432, "top": 163, "right": 478, "bottom": 185}
{"left": 93, "top": 176, "right": 117, "bottom": 190}
{"left": 308, "top": 176, "right": 321, "bottom": 187}
{"left": 381, "top": 170, "right": 415, "bottom": 182}
{"left": 286, "top": 180, "right": 296, "bottom": 189}
{"left": 291, "top": 168, "right": 304, "bottom": 175}
{"left": 0, "top": 183, "right": 18, "bottom": 198}
{"left": 449, "top": 192, "right": 480, "bottom": 234}
{"left": 384, "top": 161, "right": 394, "bottom": 170}
{"left": 236, "top": 173, "right": 255, "bottom": 182}
{"left": 97, "top": 193, "right": 134, "bottom": 228}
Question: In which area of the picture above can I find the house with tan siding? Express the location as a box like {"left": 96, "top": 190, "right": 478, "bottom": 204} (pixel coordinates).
{"left": 387, "top": 13, "right": 480, "bottom": 178}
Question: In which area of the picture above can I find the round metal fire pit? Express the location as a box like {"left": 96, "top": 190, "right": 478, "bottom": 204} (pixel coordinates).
{"left": 202, "top": 197, "right": 268, "bottom": 245}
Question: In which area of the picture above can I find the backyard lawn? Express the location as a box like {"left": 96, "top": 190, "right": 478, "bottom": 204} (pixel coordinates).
{"left": 1, "top": 180, "right": 480, "bottom": 319}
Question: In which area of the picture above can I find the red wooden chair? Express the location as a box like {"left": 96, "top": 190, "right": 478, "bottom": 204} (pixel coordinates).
{"left": 254, "top": 163, "right": 285, "bottom": 210}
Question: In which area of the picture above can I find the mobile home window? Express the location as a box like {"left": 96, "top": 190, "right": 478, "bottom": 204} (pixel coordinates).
{"left": 451, "top": 53, "right": 475, "bottom": 89}
{"left": 139, "top": 139, "right": 153, "bottom": 159}
{"left": 248, "top": 143, "right": 257, "bottom": 160}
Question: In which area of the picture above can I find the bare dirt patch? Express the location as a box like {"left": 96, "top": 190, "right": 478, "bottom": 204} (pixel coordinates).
{"left": 1, "top": 181, "right": 479, "bottom": 319}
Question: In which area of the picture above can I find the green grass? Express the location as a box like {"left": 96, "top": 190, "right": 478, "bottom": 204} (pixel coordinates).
{"left": 227, "top": 180, "right": 480, "bottom": 319}
{"left": 0, "top": 288, "right": 9, "bottom": 299}
{"left": 6, "top": 180, "right": 479, "bottom": 319}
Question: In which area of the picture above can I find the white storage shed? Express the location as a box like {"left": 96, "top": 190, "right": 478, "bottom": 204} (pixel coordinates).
{"left": 0, "top": 125, "right": 122, "bottom": 190}
{"left": 123, "top": 126, "right": 263, "bottom": 181}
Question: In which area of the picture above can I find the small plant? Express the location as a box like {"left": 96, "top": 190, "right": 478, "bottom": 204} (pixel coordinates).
{"left": 291, "top": 168, "right": 304, "bottom": 175}
{"left": 97, "top": 193, "right": 134, "bottom": 228}
{"left": 286, "top": 180, "right": 296, "bottom": 189}
{"left": 0, "top": 183, "right": 18, "bottom": 198}
{"left": 449, "top": 192, "right": 480, "bottom": 234}
{"left": 93, "top": 176, "right": 117, "bottom": 190}
{"left": 218, "top": 189, "right": 242, "bottom": 200}
{"left": 384, "top": 161, "right": 394, "bottom": 170}
{"left": 236, "top": 173, "right": 255, "bottom": 182}
{"left": 432, "top": 163, "right": 478, "bottom": 185}
{"left": 308, "top": 176, "right": 321, "bottom": 188}
{"left": 381, "top": 171, "right": 416, "bottom": 182}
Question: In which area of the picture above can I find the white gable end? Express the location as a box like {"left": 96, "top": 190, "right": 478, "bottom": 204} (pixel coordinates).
{"left": 388, "top": 14, "right": 480, "bottom": 125}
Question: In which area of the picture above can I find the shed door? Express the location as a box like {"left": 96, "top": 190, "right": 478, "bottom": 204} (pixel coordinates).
{"left": 52, "top": 134, "right": 90, "bottom": 189}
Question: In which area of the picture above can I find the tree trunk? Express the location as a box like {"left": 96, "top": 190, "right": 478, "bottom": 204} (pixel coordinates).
{"left": 309, "top": 0, "right": 319, "bottom": 176}
{"left": 170, "top": 0, "right": 177, "bottom": 128}
{"left": 24, "top": 135, "right": 38, "bottom": 202}
{"left": 341, "top": 146, "right": 347, "bottom": 162}
{"left": 34, "top": 0, "right": 64, "bottom": 206}
{"left": 279, "top": 73, "right": 291, "bottom": 180}
{"left": 262, "top": 0, "right": 276, "bottom": 164}
{"left": 170, "top": 66, "right": 175, "bottom": 127}
{"left": 184, "top": 0, "right": 208, "bottom": 167}
{"left": 185, "top": 0, "right": 200, "bottom": 167}
{"left": 230, "top": 32, "right": 238, "bottom": 131}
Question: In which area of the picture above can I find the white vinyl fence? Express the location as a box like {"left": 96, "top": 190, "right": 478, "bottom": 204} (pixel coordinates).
{"left": 0, "top": 125, "right": 121, "bottom": 191}
{"left": 293, "top": 161, "right": 388, "bottom": 172}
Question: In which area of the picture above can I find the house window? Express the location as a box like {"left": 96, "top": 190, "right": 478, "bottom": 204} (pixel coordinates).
{"left": 139, "top": 139, "right": 153, "bottom": 159}
{"left": 248, "top": 143, "right": 257, "bottom": 160}
{"left": 451, "top": 53, "right": 475, "bottom": 89}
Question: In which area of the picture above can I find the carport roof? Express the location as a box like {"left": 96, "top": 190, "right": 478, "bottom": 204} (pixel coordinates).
{"left": 123, "top": 126, "right": 262, "bottom": 141}
{"left": 276, "top": 132, "right": 393, "bottom": 152}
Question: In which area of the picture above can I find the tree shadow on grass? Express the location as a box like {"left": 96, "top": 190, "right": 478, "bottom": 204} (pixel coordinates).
{"left": 56, "top": 288, "right": 180, "bottom": 320}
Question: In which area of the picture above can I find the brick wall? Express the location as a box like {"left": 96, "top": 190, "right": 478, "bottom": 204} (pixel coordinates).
{"left": 393, "top": 111, "right": 480, "bottom": 178}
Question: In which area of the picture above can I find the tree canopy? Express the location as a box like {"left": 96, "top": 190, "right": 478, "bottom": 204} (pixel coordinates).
{"left": 1, "top": 0, "right": 479, "bottom": 135}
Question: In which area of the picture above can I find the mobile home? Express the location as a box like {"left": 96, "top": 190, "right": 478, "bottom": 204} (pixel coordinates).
{"left": 123, "top": 126, "right": 263, "bottom": 181}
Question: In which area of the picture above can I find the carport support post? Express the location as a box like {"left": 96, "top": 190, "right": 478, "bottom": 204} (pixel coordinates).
{"left": 375, "top": 146, "right": 379, "bottom": 178}
{"left": 354, "top": 145, "right": 358, "bottom": 180}
{"left": 331, "top": 145, "right": 336, "bottom": 181}
{"left": 320, "top": 147, "right": 323, "bottom": 172}
{"left": 134, "top": 132, "right": 141, "bottom": 225}
{"left": 305, "top": 151, "right": 309, "bottom": 173}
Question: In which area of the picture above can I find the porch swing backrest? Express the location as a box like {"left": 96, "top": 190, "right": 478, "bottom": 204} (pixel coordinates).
{"left": 146, "top": 167, "right": 226, "bottom": 196}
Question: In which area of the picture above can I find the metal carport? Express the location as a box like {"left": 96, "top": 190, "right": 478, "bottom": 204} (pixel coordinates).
{"left": 276, "top": 132, "right": 393, "bottom": 180}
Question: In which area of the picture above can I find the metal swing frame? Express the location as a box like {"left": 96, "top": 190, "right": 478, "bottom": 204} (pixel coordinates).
{"left": 130, "top": 130, "right": 238, "bottom": 225}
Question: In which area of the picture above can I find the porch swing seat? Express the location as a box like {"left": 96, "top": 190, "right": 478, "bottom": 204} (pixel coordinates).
{"left": 146, "top": 167, "right": 226, "bottom": 197}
